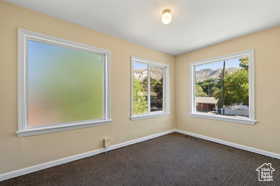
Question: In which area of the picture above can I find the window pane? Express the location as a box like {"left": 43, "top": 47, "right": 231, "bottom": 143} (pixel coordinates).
{"left": 223, "top": 57, "right": 249, "bottom": 118}
{"left": 150, "top": 66, "right": 164, "bottom": 112}
{"left": 133, "top": 62, "right": 148, "bottom": 115}
{"left": 27, "top": 40, "right": 105, "bottom": 127}
{"left": 195, "top": 61, "right": 222, "bottom": 114}
{"left": 194, "top": 56, "right": 249, "bottom": 119}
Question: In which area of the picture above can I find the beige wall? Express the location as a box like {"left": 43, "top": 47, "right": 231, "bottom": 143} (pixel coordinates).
{"left": 0, "top": 2, "right": 175, "bottom": 173}
{"left": 2, "top": 0, "right": 280, "bottom": 176}
{"left": 176, "top": 26, "right": 280, "bottom": 154}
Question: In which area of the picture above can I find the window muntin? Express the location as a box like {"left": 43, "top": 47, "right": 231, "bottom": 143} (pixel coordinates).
{"left": 131, "top": 58, "right": 168, "bottom": 118}
{"left": 18, "top": 29, "right": 111, "bottom": 135}
{"left": 192, "top": 50, "right": 255, "bottom": 123}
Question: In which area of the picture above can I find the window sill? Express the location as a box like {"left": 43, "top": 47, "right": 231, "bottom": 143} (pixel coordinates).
{"left": 130, "top": 112, "right": 169, "bottom": 120}
{"left": 191, "top": 112, "right": 256, "bottom": 125}
{"left": 17, "top": 119, "right": 112, "bottom": 137}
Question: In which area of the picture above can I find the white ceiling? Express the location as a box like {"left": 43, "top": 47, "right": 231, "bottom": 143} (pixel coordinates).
{"left": 6, "top": 0, "right": 280, "bottom": 55}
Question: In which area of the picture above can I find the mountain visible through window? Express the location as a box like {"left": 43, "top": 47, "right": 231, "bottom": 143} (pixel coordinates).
{"left": 194, "top": 55, "right": 251, "bottom": 119}
{"left": 131, "top": 58, "right": 168, "bottom": 118}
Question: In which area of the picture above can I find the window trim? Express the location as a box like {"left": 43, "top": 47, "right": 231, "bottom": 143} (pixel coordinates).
{"left": 130, "top": 56, "right": 170, "bottom": 120}
{"left": 190, "top": 49, "right": 256, "bottom": 125}
{"left": 17, "top": 29, "right": 112, "bottom": 136}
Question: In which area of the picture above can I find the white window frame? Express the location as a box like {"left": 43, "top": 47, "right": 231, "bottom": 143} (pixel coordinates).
{"left": 130, "top": 57, "right": 170, "bottom": 120}
{"left": 17, "top": 29, "right": 111, "bottom": 136}
{"left": 190, "top": 50, "right": 256, "bottom": 125}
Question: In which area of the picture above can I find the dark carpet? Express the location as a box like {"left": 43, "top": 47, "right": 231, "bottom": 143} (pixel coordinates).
{"left": 1, "top": 133, "right": 280, "bottom": 186}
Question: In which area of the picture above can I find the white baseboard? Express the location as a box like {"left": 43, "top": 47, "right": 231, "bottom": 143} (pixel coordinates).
{"left": 175, "top": 129, "right": 280, "bottom": 160}
{"left": 2, "top": 129, "right": 278, "bottom": 182}
{"left": 0, "top": 129, "right": 175, "bottom": 182}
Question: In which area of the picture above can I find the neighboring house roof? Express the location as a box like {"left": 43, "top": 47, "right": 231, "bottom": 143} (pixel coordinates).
{"left": 196, "top": 97, "right": 217, "bottom": 104}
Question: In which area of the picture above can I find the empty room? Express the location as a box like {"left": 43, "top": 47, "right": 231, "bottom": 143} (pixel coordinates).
{"left": 1, "top": 0, "right": 280, "bottom": 185}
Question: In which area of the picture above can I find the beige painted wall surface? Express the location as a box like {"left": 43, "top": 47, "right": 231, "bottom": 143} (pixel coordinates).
{"left": 176, "top": 26, "right": 280, "bottom": 154}
{"left": 0, "top": 2, "right": 175, "bottom": 173}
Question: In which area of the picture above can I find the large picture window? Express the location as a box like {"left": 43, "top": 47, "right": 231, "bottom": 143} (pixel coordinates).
{"left": 191, "top": 50, "right": 256, "bottom": 124}
{"left": 17, "top": 29, "right": 111, "bottom": 136}
{"left": 131, "top": 57, "right": 169, "bottom": 119}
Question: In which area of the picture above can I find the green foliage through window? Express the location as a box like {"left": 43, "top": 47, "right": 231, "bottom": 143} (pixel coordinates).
{"left": 194, "top": 56, "right": 250, "bottom": 117}
{"left": 133, "top": 79, "right": 148, "bottom": 114}
{"left": 132, "top": 62, "right": 165, "bottom": 115}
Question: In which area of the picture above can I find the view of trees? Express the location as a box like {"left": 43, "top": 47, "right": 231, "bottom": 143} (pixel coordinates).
{"left": 195, "top": 85, "right": 207, "bottom": 97}
{"left": 195, "top": 57, "right": 249, "bottom": 112}
{"left": 133, "top": 78, "right": 148, "bottom": 114}
{"left": 150, "top": 77, "right": 163, "bottom": 111}
{"left": 216, "top": 67, "right": 249, "bottom": 106}
{"left": 133, "top": 74, "right": 163, "bottom": 114}
{"left": 133, "top": 57, "right": 249, "bottom": 116}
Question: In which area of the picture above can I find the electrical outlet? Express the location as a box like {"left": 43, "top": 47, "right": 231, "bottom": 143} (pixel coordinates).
{"left": 103, "top": 137, "right": 111, "bottom": 148}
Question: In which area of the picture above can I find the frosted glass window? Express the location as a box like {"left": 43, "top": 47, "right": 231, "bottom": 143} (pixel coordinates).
{"left": 17, "top": 29, "right": 111, "bottom": 136}
{"left": 27, "top": 40, "right": 105, "bottom": 127}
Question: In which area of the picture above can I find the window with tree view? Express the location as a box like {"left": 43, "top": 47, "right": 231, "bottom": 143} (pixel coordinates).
{"left": 131, "top": 58, "right": 168, "bottom": 118}
{"left": 192, "top": 51, "right": 255, "bottom": 123}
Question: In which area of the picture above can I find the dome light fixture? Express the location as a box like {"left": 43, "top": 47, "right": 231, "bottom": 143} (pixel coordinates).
{"left": 161, "top": 9, "right": 172, "bottom": 24}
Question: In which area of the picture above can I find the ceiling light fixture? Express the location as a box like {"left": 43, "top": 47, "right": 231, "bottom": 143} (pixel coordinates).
{"left": 161, "top": 9, "right": 172, "bottom": 24}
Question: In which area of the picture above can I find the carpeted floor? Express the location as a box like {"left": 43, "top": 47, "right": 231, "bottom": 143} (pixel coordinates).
{"left": 1, "top": 133, "right": 280, "bottom": 186}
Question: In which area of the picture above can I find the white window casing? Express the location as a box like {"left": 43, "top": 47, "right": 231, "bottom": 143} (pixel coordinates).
{"left": 17, "top": 29, "right": 112, "bottom": 136}
{"left": 190, "top": 50, "right": 256, "bottom": 125}
{"left": 130, "top": 56, "right": 170, "bottom": 120}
